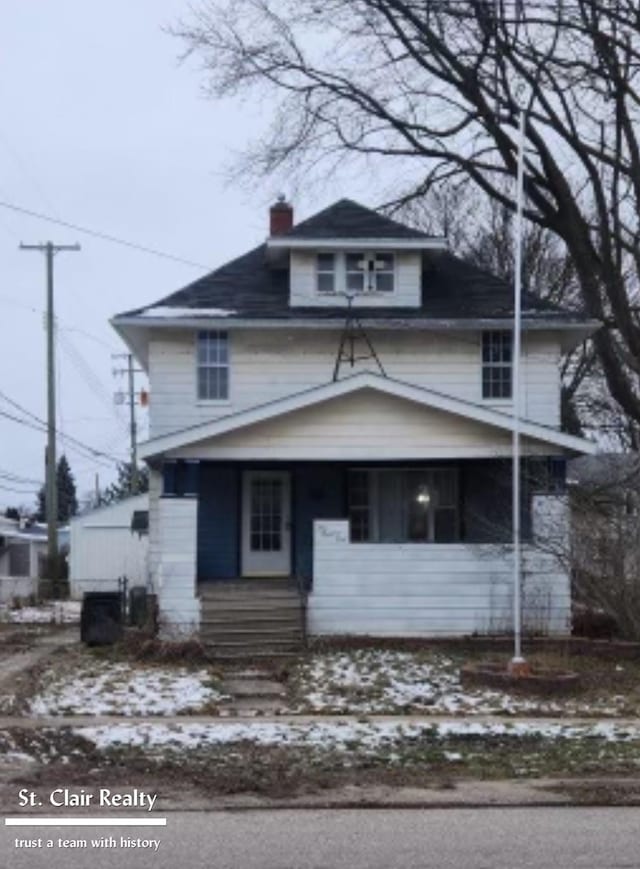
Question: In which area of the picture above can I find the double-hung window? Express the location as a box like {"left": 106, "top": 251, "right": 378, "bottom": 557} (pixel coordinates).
{"left": 316, "top": 253, "right": 336, "bottom": 293}
{"left": 482, "top": 330, "right": 512, "bottom": 399}
{"left": 345, "top": 252, "right": 395, "bottom": 293}
{"left": 197, "top": 330, "right": 229, "bottom": 401}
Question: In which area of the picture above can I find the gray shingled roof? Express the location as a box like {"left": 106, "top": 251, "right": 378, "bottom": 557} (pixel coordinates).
{"left": 280, "top": 198, "right": 435, "bottom": 240}
{"left": 117, "top": 199, "right": 587, "bottom": 322}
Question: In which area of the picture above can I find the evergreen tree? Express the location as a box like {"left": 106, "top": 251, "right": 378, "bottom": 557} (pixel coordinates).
{"left": 36, "top": 454, "right": 79, "bottom": 523}
{"left": 57, "top": 455, "right": 78, "bottom": 523}
{"left": 4, "top": 507, "right": 20, "bottom": 521}
{"left": 103, "top": 461, "right": 149, "bottom": 504}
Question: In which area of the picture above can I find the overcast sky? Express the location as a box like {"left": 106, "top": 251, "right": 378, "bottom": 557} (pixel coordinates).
{"left": 0, "top": 0, "right": 382, "bottom": 511}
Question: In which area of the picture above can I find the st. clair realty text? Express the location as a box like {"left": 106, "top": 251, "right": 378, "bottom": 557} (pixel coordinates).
{"left": 18, "top": 788, "right": 158, "bottom": 811}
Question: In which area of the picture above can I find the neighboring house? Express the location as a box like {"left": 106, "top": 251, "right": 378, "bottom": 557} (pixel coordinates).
{"left": 0, "top": 517, "right": 70, "bottom": 603}
{"left": 69, "top": 494, "right": 149, "bottom": 597}
{"left": 112, "top": 198, "right": 597, "bottom": 649}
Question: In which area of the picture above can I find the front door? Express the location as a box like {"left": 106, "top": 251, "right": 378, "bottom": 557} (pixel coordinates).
{"left": 241, "top": 471, "right": 291, "bottom": 576}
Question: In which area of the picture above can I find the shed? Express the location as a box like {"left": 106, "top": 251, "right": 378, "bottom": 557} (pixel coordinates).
{"left": 69, "top": 494, "right": 149, "bottom": 597}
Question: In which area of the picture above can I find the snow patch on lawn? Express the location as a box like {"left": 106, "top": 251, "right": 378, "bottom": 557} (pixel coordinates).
{"left": 1, "top": 601, "right": 81, "bottom": 624}
{"left": 30, "top": 662, "right": 227, "bottom": 716}
{"left": 77, "top": 719, "right": 640, "bottom": 753}
{"left": 290, "top": 650, "right": 628, "bottom": 717}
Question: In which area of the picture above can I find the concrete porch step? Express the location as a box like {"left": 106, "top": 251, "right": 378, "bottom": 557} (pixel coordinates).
{"left": 200, "top": 627, "right": 303, "bottom": 646}
{"left": 201, "top": 593, "right": 303, "bottom": 605}
{"left": 203, "top": 636, "right": 302, "bottom": 650}
{"left": 222, "top": 677, "right": 287, "bottom": 699}
{"left": 211, "top": 651, "right": 297, "bottom": 661}
{"left": 199, "top": 580, "right": 306, "bottom": 659}
{"left": 200, "top": 600, "right": 302, "bottom": 613}
{"left": 202, "top": 618, "right": 303, "bottom": 631}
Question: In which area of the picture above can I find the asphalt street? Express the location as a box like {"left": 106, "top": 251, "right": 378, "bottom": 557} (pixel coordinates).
{"left": 3, "top": 807, "right": 639, "bottom": 869}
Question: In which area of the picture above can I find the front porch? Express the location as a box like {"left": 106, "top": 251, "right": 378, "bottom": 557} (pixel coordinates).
{"left": 152, "top": 457, "right": 570, "bottom": 641}
{"left": 194, "top": 458, "right": 552, "bottom": 587}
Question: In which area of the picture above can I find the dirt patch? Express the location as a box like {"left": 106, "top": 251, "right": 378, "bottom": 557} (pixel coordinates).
{"left": 542, "top": 778, "right": 640, "bottom": 805}
{"left": 460, "top": 661, "right": 581, "bottom": 695}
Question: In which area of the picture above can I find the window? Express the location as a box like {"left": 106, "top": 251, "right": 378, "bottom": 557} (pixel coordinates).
{"left": 250, "top": 478, "right": 283, "bottom": 552}
{"left": 345, "top": 252, "right": 395, "bottom": 293}
{"left": 482, "top": 330, "right": 512, "bottom": 399}
{"left": 197, "top": 331, "right": 229, "bottom": 400}
{"left": 348, "top": 470, "right": 370, "bottom": 542}
{"left": 162, "top": 461, "right": 199, "bottom": 497}
{"left": 347, "top": 468, "right": 459, "bottom": 543}
{"left": 316, "top": 253, "right": 336, "bottom": 293}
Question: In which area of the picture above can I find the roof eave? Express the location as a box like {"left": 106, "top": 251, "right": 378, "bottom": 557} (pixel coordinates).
{"left": 112, "top": 313, "right": 600, "bottom": 333}
{"left": 266, "top": 236, "right": 447, "bottom": 251}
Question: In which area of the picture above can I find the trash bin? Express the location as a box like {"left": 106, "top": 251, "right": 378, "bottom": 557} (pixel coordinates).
{"left": 129, "top": 586, "right": 148, "bottom": 628}
{"left": 81, "top": 592, "right": 123, "bottom": 645}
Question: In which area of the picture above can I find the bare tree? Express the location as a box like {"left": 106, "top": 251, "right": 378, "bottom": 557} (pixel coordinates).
{"left": 570, "top": 455, "right": 640, "bottom": 639}
{"left": 175, "top": 0, "right": 640, "bottom": 431}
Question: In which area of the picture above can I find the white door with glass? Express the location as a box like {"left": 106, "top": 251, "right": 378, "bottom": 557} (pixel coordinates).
{"left": 242, "top": 471, "right": 291, "bottom": 576}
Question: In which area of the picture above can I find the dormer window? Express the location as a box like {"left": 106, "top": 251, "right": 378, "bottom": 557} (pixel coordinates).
{"left": 346, "top": 252, "right": 395, "bottom": 293}
{"left": 315, "top": 251, "right": 397, "bottom": 296}
{"left": 316, "top": 253, "right": 336, "bottom": 293}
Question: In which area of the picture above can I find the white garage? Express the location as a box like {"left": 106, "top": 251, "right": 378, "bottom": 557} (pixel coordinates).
{"left": 70, "top": 494, "right": 149, "bottom": 597}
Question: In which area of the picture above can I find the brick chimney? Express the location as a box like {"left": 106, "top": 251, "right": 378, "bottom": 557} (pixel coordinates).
{"left": 269, "top": 195, "right": 293, "bottom": 236}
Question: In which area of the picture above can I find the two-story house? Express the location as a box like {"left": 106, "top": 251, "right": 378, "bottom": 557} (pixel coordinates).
{"left": 112, "top": 198, "right": 597, "bottom": 653}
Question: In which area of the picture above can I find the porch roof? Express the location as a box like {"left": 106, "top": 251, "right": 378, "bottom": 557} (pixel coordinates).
{"left": 139, "top": 372, "right": 597, "bottom": 460}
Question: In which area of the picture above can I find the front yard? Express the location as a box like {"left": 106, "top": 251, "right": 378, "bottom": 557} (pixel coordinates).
{"left": 11, "top": 640, "right": 640, "bottom": 719}
{"left": 4, "top": 632, "right": 640, "bottom": 801}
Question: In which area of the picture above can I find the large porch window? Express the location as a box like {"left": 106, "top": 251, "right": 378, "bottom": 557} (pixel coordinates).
{"left": 348, "top": 468, "right": 459, "bottom": 543}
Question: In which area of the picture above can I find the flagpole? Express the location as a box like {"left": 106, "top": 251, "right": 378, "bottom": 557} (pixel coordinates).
{"left": 511, "top": 106, "right": 527, "bottom": 671}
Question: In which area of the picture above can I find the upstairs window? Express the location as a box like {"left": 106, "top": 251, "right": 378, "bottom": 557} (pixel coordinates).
{"left": 316, "top": 253, "right": 336, "bottom": 293}
{"left": 197, "top": 330, "right": 229, "bottom": 401}
{"left": 482, "top": 330, "right": 512, "bottom": 399}
{"left": 345, "top": 252, "right": 395, "bottom": 293}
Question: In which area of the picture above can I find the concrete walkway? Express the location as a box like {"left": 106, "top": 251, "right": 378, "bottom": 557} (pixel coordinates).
{"left": 0, "top": 627, "right": 77, "bottom": 703}
{"left": 0, "top": 712, "right": 638, "bottom": 728}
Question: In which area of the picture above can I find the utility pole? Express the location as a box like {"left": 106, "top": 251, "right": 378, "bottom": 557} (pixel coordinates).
{"left": 127, "top": 354, "right": 139, "bottom": 494}
{"left": 20, "top": 241, "right": 80, "bottom": 593}
{"left": 113, "top": 353, "right": 143, "bottom": 494}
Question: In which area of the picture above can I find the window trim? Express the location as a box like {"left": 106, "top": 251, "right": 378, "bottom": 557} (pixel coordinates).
{"left": 481, "top": 330, "right": 513, "bottom": 401}
{"left": 196, "top": 330, "right": 231, "bottom": 404}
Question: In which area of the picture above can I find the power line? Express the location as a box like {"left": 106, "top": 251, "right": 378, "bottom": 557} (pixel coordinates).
{"left": 0, "top": 407, "right": 120, "bottom": 472}
{"left": 0, "top": 469, "right": 43, "bottom": 486}
{"left": 0, "top": 394, "right": 124, "bottom": 467}
{"left": 0, "top": 482, "right": 39, "bottom": 495}
{"left": 0, "top": 199, "right": 211, "bottom": 270}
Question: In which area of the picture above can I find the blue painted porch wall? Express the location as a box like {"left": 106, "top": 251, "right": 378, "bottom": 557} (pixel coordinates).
{"left": 294, "top": 466, "right": 345, "bottom": 586}
{"left": 197, "top": 465, "right": 240, "bottom": 579}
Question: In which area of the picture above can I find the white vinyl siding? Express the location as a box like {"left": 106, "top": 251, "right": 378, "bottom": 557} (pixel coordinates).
{"left": 308, "top": 509, "right": 571, "bottom": 637}
{"left": 170, "top": 390, "right": 557, "bottom": 461}
{"left": 148, "top": 328, "right": 562, "bottom": 437}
